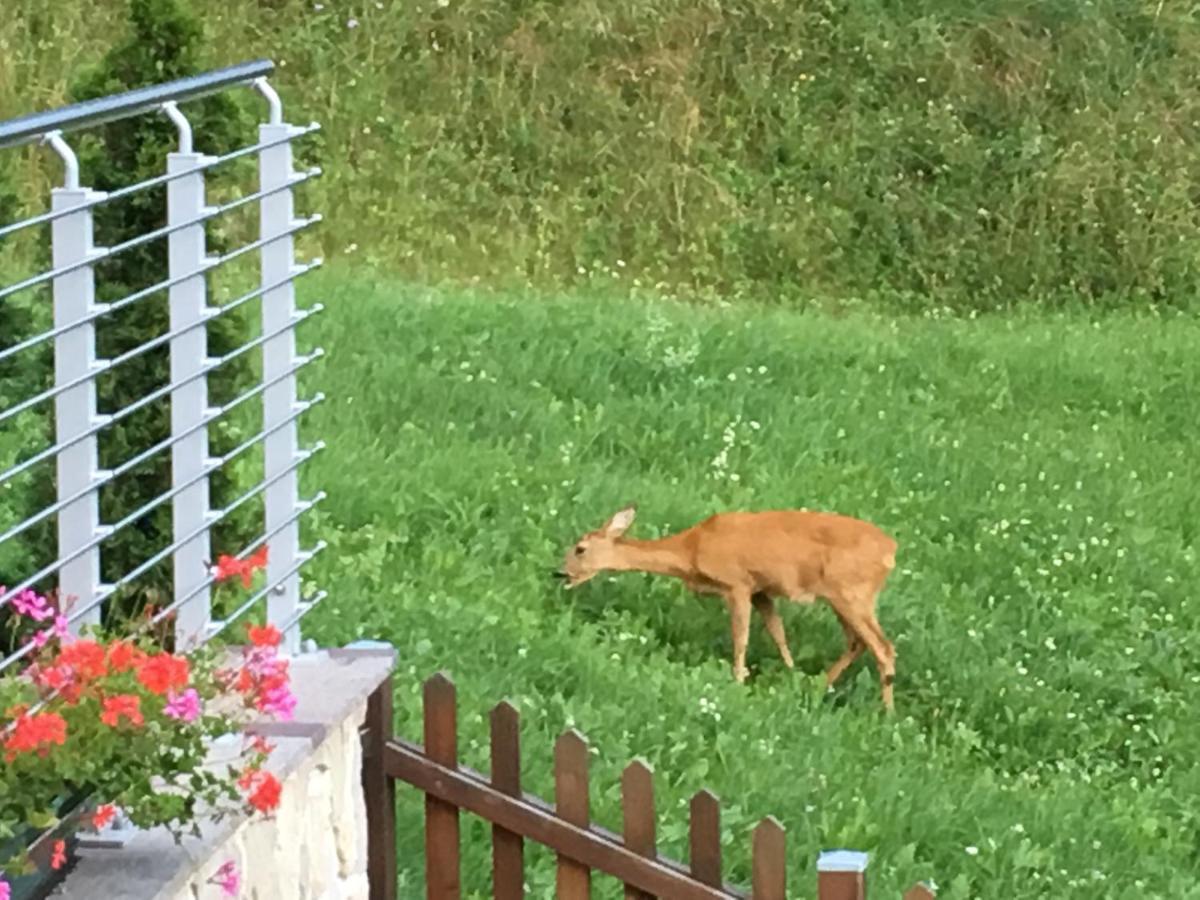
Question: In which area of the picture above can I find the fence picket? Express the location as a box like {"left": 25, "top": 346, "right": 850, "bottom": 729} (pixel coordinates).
{"left": 490, "top": 700, "right": 524, "bottom": 900}
{"left": 688, "top": 790, "right": 723, "bottom": 888}
{"left": 621, "top": 759, "right": 657, "bottom": 900}
{"left": 751, "top": 817, "right": 786, "bottom": 900}
{"left": 816, "top": 850, "right": 869, "bottom": 900}
{"left": 424, "top": 673, "right": 461, "bottom": 900}
{"left": 554, "top": 730, "right": 592, "bottom": 900}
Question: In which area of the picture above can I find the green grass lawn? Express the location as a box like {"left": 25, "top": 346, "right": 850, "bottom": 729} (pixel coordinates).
{"left": 297, "top": 269, "right": 1200, "bottom": 899}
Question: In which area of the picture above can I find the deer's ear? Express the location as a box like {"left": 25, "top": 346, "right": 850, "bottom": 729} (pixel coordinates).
{"left": 604, "top": 504, "right": 637, "bottom": 537}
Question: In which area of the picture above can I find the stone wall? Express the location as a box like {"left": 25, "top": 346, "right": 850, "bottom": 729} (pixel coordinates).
{"left": 51, "top": 646, "right": 394, "bottom": 900}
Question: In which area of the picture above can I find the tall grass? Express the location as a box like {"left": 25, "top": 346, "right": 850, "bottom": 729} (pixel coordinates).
{"left": 3, "top": 0, "right": 1200, "bottom": 309}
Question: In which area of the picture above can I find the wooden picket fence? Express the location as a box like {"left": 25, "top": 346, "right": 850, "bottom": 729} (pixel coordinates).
{"left": 360, "top": 671, "right": 938, "bottom": 899}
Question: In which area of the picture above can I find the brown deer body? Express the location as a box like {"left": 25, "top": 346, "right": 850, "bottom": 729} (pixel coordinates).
{"left": 557, "top": 506, "right": 899, "bottom": 710}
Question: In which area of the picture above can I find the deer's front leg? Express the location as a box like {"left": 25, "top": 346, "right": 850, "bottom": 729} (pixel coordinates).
{"left": 724, "top": 588, "right": 753, "bottom": 684}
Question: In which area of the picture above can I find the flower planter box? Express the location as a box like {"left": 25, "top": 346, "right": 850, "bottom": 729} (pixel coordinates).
{"left": 1, "top": 789, "right": 89, "bottom": 900}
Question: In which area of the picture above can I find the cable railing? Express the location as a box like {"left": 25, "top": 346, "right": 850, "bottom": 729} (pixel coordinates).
{"left": 0, "top": 59, "right": 326, "bottom": 686}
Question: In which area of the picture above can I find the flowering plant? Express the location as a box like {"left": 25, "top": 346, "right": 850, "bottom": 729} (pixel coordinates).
{"left": 0, "top": 546, "right": 292, "bottom": 896}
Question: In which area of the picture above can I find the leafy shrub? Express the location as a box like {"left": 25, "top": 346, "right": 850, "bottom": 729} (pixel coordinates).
{"left": 64, "top": 0, "right": 257, "bottom": 606}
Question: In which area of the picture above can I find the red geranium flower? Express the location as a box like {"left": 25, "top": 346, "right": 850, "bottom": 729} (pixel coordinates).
{"left": 249, "top": 734, "right": 275, "bottom": 756}
{"left": 136, "top": 653, "right": 190, "bottom": 696}
{"left": 246, "top": 770, "right": 281, "bottom": 814}
{"left": 246, "top": 624, "right": 281, "bottom": 648}
{"left": 212, "top": 545, "right": 269, "bottom": 589}
{"left": 100, "top": 694, "right": 143, "bottom": 729}
{"left": 107, "top": 640, "right": 145, "bottom": 673}
{"left": 30, "top": 664, "right": 84, "bottom": 705}
{"left": 55, "top": 639, "right": 107, "bottom": 681}
{"left": 50, "top": 839, "right": 66, "bottom": 870}
{"left": 3, "top": 712, "right": 68, "bottom": 761}
{"left": 92, "top": 804, "right": 116, "bottom": 829}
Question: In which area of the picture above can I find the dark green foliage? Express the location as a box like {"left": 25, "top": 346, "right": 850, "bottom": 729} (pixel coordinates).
{"left": 66, "top": 0, "right": 257, "bottom": 601}
{"left": 0, "top": 155, "right": 57, "bottom": 597}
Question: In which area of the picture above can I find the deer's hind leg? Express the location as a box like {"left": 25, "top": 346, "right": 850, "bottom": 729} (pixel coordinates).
{"left": 752, "top": 593, "right": 794, "bottom": 670}
{"left": 830, "top": 589, "right": 896, "bottom": 711}
{"left": 824, "top": 609, "right": 864, "bottom": 688}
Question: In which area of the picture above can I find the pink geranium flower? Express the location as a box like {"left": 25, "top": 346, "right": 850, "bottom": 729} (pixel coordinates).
{"left": 12, "top": 589, "right": 53, "bottom": 622}
{"left": 212, "top": 859, "right": 239, "bottom": 897}
{"left": 33, "top": 615, "right": 70, "bottom": 649}
{"left": 164, "top": 688, "right": 202, "bottom": 723}
{"left": 258, "top": 684, "right": 297, "bottom": 721}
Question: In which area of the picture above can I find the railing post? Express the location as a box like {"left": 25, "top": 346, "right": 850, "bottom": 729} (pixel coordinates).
{"left": 165, "top": 113, "right": 218, "bottom": 650}
{"left": 257, "top": 105, "right": 305, "bottom": 653}
{"left": 817, "top": 850, "right": 869, "bottom": 900}
{"left": 362, "top": 673, "right": 398, "bottom": 900}
{"left": 50, "top": 143, "right": 110, "bottom": 633}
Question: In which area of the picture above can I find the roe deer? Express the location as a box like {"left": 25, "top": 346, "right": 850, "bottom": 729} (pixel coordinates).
{"left": 555, "top": 505, "right": 899, "bottom": 710}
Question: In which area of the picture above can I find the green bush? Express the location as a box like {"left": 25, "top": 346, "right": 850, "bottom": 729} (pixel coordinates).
{"left": 0, "top": 160, "right": 56, "bottom": 596}
{"left": 65, "top": 0, "right": 257, "bottom": 607}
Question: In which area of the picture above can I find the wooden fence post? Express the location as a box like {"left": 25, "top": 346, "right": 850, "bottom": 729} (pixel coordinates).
{"left": 490, "top": 701, "right": 525, "bottom": 900}
{"left": 688, "top": 789, "right": 723, "bottom": 888}
{"left": 621, "top": 759, "right": 657, "bottom": 900}
{"left": 362, "top": 676, "right": 397, "bottom": 900}
{"left": 424, "top": 673, "right": 461, "bottom": 899}
{"left": 751, "top": 817, "right": 786, "bottom": 899}
{"left": 555, "top": 730, "right": 592, "bottom": 899}
{"left": 817, "top": 850, "right": 869, "bottom": 900}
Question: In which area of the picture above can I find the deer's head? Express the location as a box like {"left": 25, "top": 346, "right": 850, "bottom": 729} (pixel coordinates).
{"left": 554, "top": 505, "right": 637, "bottom": 589}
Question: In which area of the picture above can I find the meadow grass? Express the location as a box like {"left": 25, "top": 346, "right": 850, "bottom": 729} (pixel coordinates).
{"left": 297, "top": 268, "right": 1200, "bottom": 898}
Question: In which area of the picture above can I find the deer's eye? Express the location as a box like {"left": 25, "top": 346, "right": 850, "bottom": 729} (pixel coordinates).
{"left": 574, "top": 545, "right": 585, "bottom": 556}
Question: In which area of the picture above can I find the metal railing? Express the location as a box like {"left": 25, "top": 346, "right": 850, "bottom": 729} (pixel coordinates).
{"left": 0, "top": 59, "right": 325, "bottom": 666}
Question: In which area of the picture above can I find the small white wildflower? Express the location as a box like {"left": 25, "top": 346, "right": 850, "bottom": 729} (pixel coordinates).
{"left": 965, "top": 846, "right": 979, "bottom": 856}
{"left": 347, "top": 17, "right": 359, "bottom": 28}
